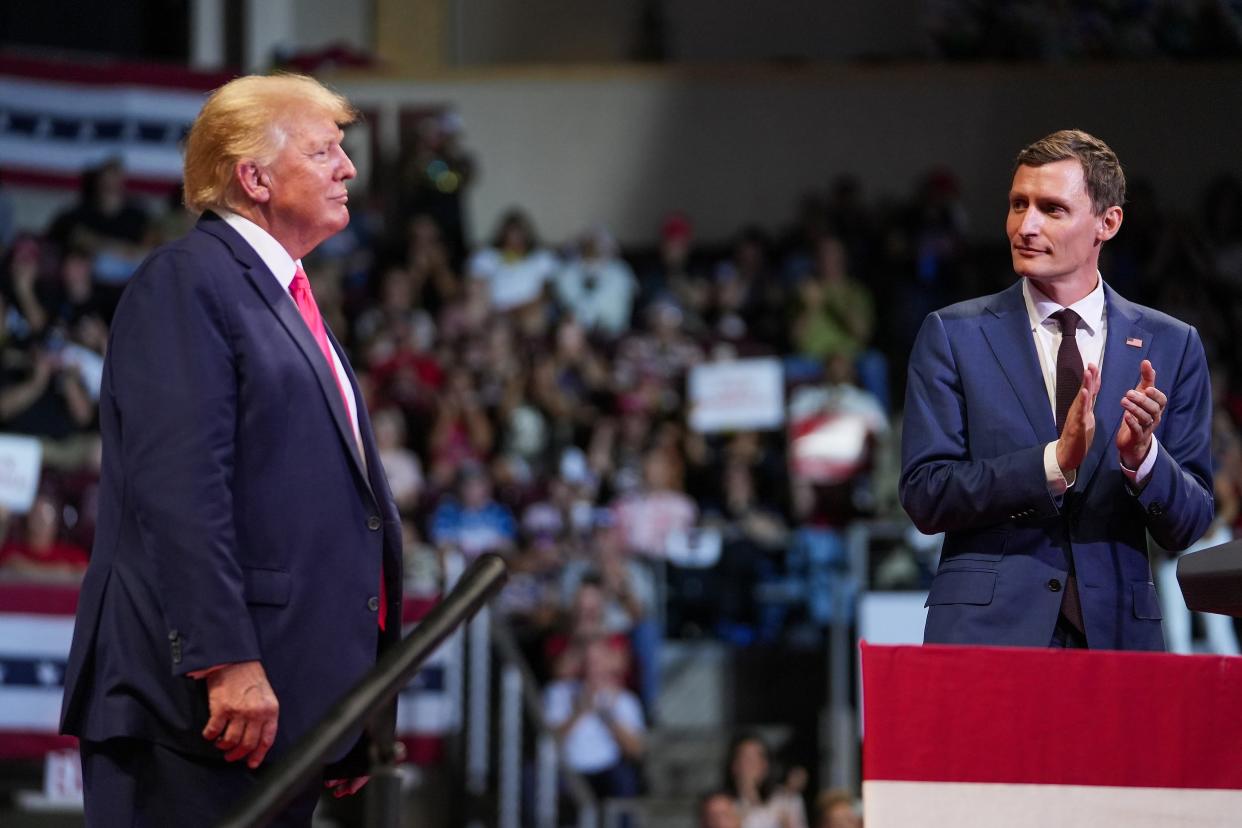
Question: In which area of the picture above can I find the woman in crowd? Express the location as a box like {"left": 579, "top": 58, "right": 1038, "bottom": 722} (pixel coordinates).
{"left": 723, "top": 732, "right": 808, "bottom": 828}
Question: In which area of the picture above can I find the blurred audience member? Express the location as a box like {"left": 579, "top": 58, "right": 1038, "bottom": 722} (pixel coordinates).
{"left": 543, "top": 636, "right": 646, "bottom": 801}
{"left": 0, "top": 495, "right": 89, "bottom": 579}
{"left": 3, "top": 234, "right": 50, "bottom": 339}
{"left": 814, "top": 789, "right": 861, "bottom": 828}
{"left": 0, "top": 333, "right": 96, "bottom": 440}
{"left": 397, "top": 113, "right": 475, "bottom": 267}
{"left": 556, "top": 225, "right": 638, "bottom": 338}
{"left": 614, "top": 447, "right": 698, "bottom": 559}
{"left": 430, "top": 462, "right": 516, "bottom": 561}
{"left": 700, "top": 789, "right": 743, "bottom": 828}
{"left": 46, "top": 158, "right": 149, "bottom": 284}
{"left": 562, "top": 510, "right": 660, "bottom": 708}
{"left": 724, "top": 733, "right": 808, "bottom": 828}
{"left": 427, "top": 368, "right": 494, "bottom": 486}
{"left": 373, "top": 407, "right": 425, "bottom": 514}
{"left": 467, "top": 209, "right": 558, "bottom": 313}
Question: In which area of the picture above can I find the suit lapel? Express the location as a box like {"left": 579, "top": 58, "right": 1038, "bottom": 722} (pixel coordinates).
{"left": 1076, "top": 284, "right": 1150, "bottom": 491}
{"left": 198, "top": 214, "right": 373, "bottom": 492}
{"left": 324, "top": 325, "right": 377, "bottom": 501}
{"left": 980, "top": 281, "right": 1059, "bottom": 444}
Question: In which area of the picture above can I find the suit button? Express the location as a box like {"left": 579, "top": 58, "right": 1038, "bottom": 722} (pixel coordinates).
{"left": 1147, "top": 502, "right": 1164, "bottom": 517}
{"left": 1047, "top": 579, "right": 1062, "bottom": 592}
{"left": 368, "top": 596, "right": 380, "bottom": 612}
{"left": 168, "top": 629, "right": 178, "bottom": 641}
{"left": 367, "top": 515, "right": 381, "bottom": 531}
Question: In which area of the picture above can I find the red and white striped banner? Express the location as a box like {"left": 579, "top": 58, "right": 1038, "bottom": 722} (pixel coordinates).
{"left": 0, "top": 582, "right": 453, "bottom": 764}
{"left": 0, "top": 55, "right": 225, "bottom": 194}
{"left": 861, "top": 642, "right": 1242, "bottom": 826}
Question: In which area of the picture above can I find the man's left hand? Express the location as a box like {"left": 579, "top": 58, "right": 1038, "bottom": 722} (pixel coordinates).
{"left": 324, "top": 777, "right": 369, "bottom": 798}
{"left": 1116, "top": 359, "right": 1166, "bottom": 469}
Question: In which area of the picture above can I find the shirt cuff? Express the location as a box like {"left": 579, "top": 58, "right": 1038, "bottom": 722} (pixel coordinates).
{"left": 1121, "top": 438, "right": 1160, "bottom": 490}
{"left": 1044, "top": 441, "right": 1075, "bottom": 496}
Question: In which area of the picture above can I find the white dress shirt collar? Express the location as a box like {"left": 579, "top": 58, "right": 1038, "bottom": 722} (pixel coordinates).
{"left": 218, "top": 210, "right": 301, "bottom": 291}
{"left": 1022, "top": 273, "right": 1106, "bottom": 336}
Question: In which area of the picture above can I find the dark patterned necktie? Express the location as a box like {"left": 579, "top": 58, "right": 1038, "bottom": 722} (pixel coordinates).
{"left": 1051, "top": 307, "right": 1086, "bottom": 639}
{"left": 1052, "top": 308, "right": 1084, "bottom": 433}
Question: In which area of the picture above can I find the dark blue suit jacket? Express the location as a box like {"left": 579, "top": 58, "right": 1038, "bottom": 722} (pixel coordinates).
{"left": 60, "top": 213, "right": 403, "bottom": 767}
{"left": 900, "top": 280, "right": 1213, "bottom": 650}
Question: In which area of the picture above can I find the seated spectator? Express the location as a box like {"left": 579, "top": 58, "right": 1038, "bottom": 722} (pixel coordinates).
{"left": 373, "top": 407, "right": 425, "bottom": 514}
{"left": 555, "top": 225, "right": 638, "bottom": 337}
{"left": 544, "top": 576, "right": 633, "bottom": 682}
{"left": 466, "top": 209, "right": 558, "bottom": 313}
{"left": 401, "top": 213, "right": 462, "bottom": 317}
{"left": 724, "top": 733, "right": 808, "bottom": 828}
{"left": 1, "top": 333, "right": 96, "bottom": 440}
{"left": 46, "top": 158, "right": 150, "bottom": 284}
{"left": 2, "top": 234, "right": 50, "bottom": 340}
{"left": 543, "top": 635, "right": 645, "bottom": 801}
{"left": 561, "top": 510, "right": 660, "bottom": 709}
{"left": 700, "top": 790, "right": 743, "bottom": 828}
{"left": 614, "top": 299, "right": 705, "bottom": 397}
{"left": 790, "top": 237, "right": 888, "bottom": 408}
{"left": 429, "top": 462, "right": 517, "bottom": 561}
{"left": 814, "top": 789, "right": 861, "bottom": 828}
{"left": 427, "top": 368, "right": 494, "bottom": 486}
{"left": 0, "top": 495, "right": 89, "bottom": 579}
{"left": 530, "top": 319, "right": 611, "bottom": 439}
{"left": 613, "top": 447, "right": 698, "bottom": 559}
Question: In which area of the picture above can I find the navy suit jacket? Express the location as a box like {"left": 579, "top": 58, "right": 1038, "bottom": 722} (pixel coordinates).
{"left": 60, "top": 213, "right": 403, "bottom": 768}
{"left": 900, "top": 280, "right": 1213, "bottom": 650}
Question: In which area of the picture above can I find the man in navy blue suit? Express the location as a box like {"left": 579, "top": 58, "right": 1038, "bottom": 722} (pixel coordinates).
{"left": 60, "top": 74, "right": 403, "bottom": 825}
{"left": 901, "top": 130, "right": 1213, "bottom": 650}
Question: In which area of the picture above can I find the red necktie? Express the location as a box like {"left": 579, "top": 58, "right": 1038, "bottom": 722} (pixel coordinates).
{"left": 289, "top": 265, "right": 387, "bottom": 631}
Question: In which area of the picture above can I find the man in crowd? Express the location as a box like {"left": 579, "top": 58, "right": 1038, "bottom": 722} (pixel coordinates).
{"left": 901, "top": 129, "right": 1213, "bottom": 650}
{"left": 60, "top": 74, "right": 403, "bottom": 825}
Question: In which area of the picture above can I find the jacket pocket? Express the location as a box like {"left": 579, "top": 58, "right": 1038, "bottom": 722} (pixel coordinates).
{"left": 1131, "top": 581, "right": 1162, "bottom": 620}
{"left": 925, "top": 569, "right": 997, "bottom": 607}
{"left": 242, "top": 566, "right": 291, "bottom": 607}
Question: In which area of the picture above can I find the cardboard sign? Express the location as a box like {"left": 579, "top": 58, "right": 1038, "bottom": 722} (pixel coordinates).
{"left": 688, "top": 358, "right": 784, "bottom": 433}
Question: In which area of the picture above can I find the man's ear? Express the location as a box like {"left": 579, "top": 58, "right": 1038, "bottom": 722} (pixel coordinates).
{"left": 1097, "top": 205, "right": 1123, "bottom": 243}
{"left": 235, "top": 160, "right": 271, "bottom": 204}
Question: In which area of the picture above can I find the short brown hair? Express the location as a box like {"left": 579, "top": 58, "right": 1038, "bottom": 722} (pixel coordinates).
{"left": 182, "top": 73, "right": 357, "bottom": 214}
{"left": 1014, "top": 129, "right": 1125, "bottom": 215}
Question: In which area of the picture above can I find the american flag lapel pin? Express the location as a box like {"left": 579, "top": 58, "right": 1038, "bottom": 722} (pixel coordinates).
{"left": 1125, "top": 337, "right": 1143, "bottom": 348}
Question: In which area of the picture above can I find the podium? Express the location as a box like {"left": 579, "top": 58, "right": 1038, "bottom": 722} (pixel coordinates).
{"left": 1177, "top": 538, "right": 1242, "bottom": 617}
{"left": 861, "top": 642, "right": 1242, "bottom": 827}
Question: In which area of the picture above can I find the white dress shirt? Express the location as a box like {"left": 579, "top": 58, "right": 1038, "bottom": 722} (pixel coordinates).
{"left": 220, "top": 211, "right": 362, "bottom": 451}
{"left": 1022, "top": 276, "right": 1156, "bottom": 495}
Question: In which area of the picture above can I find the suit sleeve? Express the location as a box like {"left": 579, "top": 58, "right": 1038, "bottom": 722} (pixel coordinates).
{"left": 1132, "top": 325, "right": 1214, "bottom": 551}
{"left": 899, "top": 311, "right": 1060, "bottom": 534}
{"left": 108, "top": 249, "right": 260, "bottom": 676}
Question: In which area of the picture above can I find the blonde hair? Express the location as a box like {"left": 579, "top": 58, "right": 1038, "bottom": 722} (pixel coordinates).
{"left": 182, "top": 73, "right": 357, "bottom": 214}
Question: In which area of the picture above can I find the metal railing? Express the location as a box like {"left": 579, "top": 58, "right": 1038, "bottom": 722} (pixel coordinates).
{"left": 460, "top": 611, "right": 599, "bottom": 828}
{"left": 218, "top": 553, "right": 509, "bottom": 828}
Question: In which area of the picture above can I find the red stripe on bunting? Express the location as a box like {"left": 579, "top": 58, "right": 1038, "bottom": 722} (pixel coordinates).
{"left": 0, "top": 582, "right": 80, "bottom": 615}
{"left": 861, "top": 642, "right": 1242, "bottom": 791}
{"left": 0, "top": 53, "right": 231, "bottom": 91}
{"left": 2, "top": 167, "right": 180, "bottom": 195}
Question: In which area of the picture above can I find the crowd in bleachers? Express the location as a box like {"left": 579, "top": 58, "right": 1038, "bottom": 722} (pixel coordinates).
{"left": 8, "top": 117, "right": 1242, "bottom": 825}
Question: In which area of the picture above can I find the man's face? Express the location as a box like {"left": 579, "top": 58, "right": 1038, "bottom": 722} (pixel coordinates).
{"left": 263, "top": 109, "right": 355, "bottom": 254}
{"left": 1006, "top": 158, "right": 1120, "bottom": 288}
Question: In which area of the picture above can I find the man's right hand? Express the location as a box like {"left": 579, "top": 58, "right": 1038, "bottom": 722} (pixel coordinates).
{"left": 200, "top": 660, "right": 279, "bottom": 769}
{"left": 1056, "top": 363, "right": 1101, "bottom": 474}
